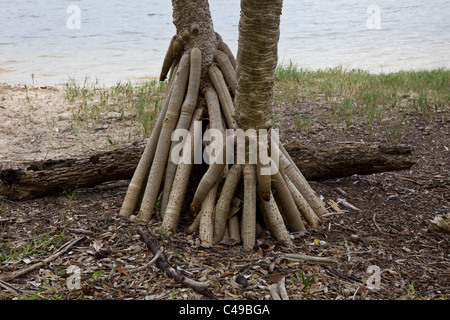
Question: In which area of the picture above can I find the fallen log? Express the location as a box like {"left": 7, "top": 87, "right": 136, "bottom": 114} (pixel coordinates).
{"left": 0, "top": 145, "right": 143, "bottom": 200}
{"left": 0, "top": 141, "right": 415, "bottom": 200}
{"left": 284, "top": 141, "right": 416, "bottom": 180}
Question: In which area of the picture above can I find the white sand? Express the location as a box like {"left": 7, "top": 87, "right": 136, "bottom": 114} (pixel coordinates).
{"left": 0, "top": 85, "right": 141, "bottom": 162}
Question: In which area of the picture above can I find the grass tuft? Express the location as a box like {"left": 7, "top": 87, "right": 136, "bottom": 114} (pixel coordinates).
{"left": 274, "top": 62, "right": 449, "bottom": 136}
{"left": 62, "top": 77, "right": 167, "bottom": 144}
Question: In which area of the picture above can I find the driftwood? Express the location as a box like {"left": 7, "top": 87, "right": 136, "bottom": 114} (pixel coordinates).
{"left": 137, "top": 227, "right": 216, "bottom": 299}
{"left": 285, "top": 141, "right": 415, "bottom": 180}
{"left": 0, "top": 145, "right": 144, "bottom": 200}
{"left": 0, "top": 141, "right": 415, "bottom": 200}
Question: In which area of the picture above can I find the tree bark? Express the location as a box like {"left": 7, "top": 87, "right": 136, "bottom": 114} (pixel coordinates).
{"left": 0, "top": 142, "right": 415, "bottom": 200}
{"left": 284, "top": 141, "right": 416, "bottom": 180}
{"left": 0, "top": 146, "right": 143, "bottom": 200}
{"left": 234, "top": 0, "right": 283, "bottom": 131}
{"left": 171, "top": 0, "right": 217, "bottom": 90}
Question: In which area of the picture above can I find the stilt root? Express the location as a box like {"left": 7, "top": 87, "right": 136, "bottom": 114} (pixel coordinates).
{"left": 120, "top": 39, "right": 328, "bottom": 251}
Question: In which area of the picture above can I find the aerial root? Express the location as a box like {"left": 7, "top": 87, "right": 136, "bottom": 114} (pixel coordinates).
{"left": 120, "top": 40, "right": 328, "bottom": 251}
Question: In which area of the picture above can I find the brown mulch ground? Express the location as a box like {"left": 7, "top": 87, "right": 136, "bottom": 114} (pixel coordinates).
{"left": 0, "top": 96, "right": 449, "bottom": 300}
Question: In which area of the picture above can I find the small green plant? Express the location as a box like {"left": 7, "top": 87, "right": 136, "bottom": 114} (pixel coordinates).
{"left": 19, "top": 287, "right": 44, "bottom": 300}
{"left": 160, "top": 230, "right": 181, "bottom": 256}
{"left": 300, "top": 271, "right": 311, "bottom": 294}
{"left": 64, "top": 188, "right": 78, "bottom": 208}
{"left": 290, "top": 275, "right": 295, "bottom": 287}
{"left": 93, "top": 270, "right": 104, "bottom": 280}
{"left": 106, "top": 136, "right": 117, "bottom": 149}
{"left": 399, "top": 281, "right": 417, "bottom": 300}
{"left": 24, "top": 84, "right": 31, "bottom": 103}
{"left": 293, "top": 113, "right": 311, "bottom": 132}
{"left": 18, "top": 279, "right": 65, "bottom": 300}
{"left": 341, "top": 98, "right": 356, "bottom": 130}
{"left": 0, "top": 230, "right": 68, "bottom": 263}
{"left": 230, "top": 285, "right": 239, "bottom": 296}
{"left": 290, "top": 271, "right": 312, "bottom": 295}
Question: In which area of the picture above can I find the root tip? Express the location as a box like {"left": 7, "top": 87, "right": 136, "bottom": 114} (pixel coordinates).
{"left": 190, "top": 203, "right": 200, "bottom": 213}
{"left": 262, "top": 192, "right": 271, "bottom": 201}
{"left": 190, "top": 23, "right": 200, "bottom": 35}
{"left": 172, "top": 37, "right": 184, "bottom": 57}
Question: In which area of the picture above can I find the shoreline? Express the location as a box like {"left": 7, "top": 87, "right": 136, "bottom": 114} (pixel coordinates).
{"left": 2, "top": 65, "right": 449, "bottom": 89}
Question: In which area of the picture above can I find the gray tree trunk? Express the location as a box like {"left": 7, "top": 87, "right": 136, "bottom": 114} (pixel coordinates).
{"left": 171, "top": 0, "right": 217, "bottom": 89}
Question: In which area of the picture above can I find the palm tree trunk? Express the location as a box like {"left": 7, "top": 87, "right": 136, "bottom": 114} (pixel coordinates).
{"left": 171, "top": 0, "right": 217, "bottom": 89}
{"left": 235, "top": 0, "right": 282, "bottom": 131}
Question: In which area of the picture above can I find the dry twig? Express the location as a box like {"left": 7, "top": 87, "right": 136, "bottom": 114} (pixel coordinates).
{"left": 137, "top": 227, "right": 216, "bottom": 299}
{"left": 279, "top": 253, "right": 338, "bottom": 266}
{"left": 0, "top": 236, "right": 85, "bottom": 282}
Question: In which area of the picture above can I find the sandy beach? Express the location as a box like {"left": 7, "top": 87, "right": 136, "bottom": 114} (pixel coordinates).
{"left": 0, "top": 84, "right": 147, "bottom": 163}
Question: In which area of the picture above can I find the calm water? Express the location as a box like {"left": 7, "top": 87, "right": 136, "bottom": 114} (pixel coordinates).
{"left": 1, "top": 0, "right": 449, "bottom": 86}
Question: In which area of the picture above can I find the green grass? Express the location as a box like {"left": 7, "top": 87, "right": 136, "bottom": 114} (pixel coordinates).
{"left": 64, "top": 187, "right": 78, "bottom": 208}
{"left": 395, "top": 281, "right": 418, "bottom": 300}
{"left": 275, "top": 62, "right": 450, "bottom": 135}
{"left": 61, "top": 66, "right": 449, "bottom": 141}
{"left": 62, "top": 77, "right": 167, "bottom": 141}
{"left": 0, "top": 230, "right": 69, "bottom": 264}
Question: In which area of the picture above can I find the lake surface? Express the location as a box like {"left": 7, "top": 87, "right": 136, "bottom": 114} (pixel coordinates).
{"left": 1, "top": 0, "right": 449, "bottom": 86}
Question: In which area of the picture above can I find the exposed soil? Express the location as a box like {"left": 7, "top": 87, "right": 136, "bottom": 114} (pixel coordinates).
{"left": 0, "top": 85, "right": 150, "bottom": 162}
{"left": 0, "top": 85, "right": 449, "bottom": 300}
